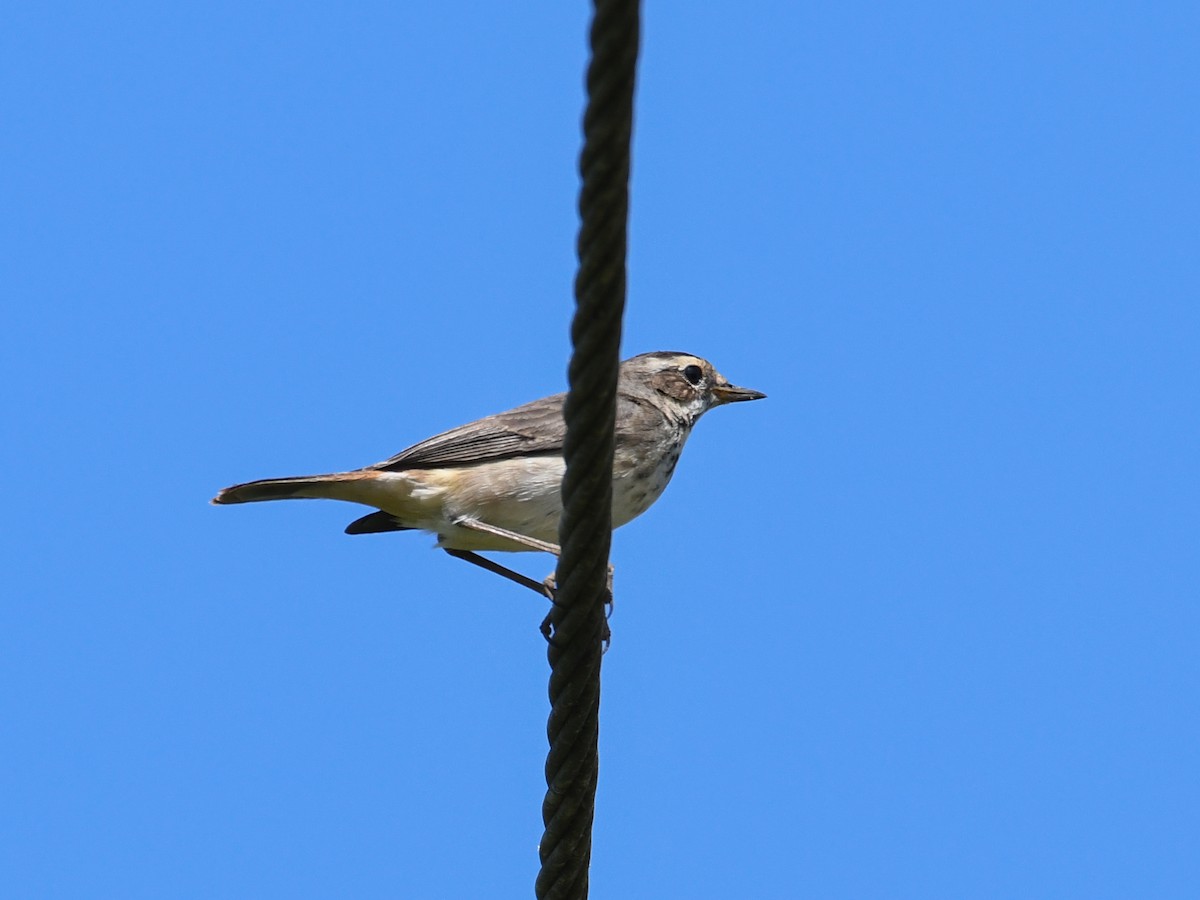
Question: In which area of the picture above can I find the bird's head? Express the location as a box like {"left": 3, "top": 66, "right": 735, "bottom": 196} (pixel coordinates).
{"left": 619, "top": 351, "right": 766, "bottom": 423}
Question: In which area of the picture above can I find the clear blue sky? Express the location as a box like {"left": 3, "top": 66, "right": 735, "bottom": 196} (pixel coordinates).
{"left": 4, "top": 3, "right": 1197, "bottom": 898}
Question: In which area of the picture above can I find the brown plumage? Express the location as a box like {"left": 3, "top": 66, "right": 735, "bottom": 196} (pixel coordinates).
{"left": 213, "top": 352, "right": 765, "bottom": 555}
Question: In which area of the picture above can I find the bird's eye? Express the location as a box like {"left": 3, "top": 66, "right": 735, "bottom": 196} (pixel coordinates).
{"left": 682, "top": 364, "right": 704, "bottom": 385}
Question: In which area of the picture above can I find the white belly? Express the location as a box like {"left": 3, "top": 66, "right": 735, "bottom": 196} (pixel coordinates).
{"left": 367, "top": 428, "right": 691, "bottom": 553}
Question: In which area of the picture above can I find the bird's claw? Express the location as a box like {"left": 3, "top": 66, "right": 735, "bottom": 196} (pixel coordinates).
{"left": 539, "top": 568, "right": 614, "bottom": 649}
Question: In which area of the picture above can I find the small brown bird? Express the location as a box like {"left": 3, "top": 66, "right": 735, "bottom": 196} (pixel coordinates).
{"left": 213, "top": 351, "right": 764, "bottom": 595}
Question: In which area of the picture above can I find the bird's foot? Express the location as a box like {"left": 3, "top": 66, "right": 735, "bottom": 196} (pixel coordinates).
{"left": 539, "top": 567, "right": 614, "bottom": 649}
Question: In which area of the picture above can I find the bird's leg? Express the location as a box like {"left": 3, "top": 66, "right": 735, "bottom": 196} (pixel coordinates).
{"left": 442, "top": 548, "right": 554, "bottom": 600}
{"left": 450, "top": 516, "right": 614, "bottom": 642}
{"left": 450, "top": 518, "right": 615, "bottom": 594}
{"left": 452, "top": 517, "right": 562, "bottom": 555}
{"left": 444, "top": 517, "right": 560, "bottom": 601}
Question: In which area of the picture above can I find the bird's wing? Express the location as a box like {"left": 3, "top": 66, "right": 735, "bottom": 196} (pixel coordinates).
{"left": 369, "top": 392, "right": 568, "bottom": 471}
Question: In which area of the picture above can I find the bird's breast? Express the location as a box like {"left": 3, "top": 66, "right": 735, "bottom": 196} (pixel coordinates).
{"left": 611, "top": 423, "right": 692, "bottom": 527}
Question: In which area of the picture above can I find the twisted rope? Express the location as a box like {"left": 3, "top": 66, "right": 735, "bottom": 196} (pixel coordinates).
{"left": 536, "top": 0, "right": 639, "bottom": 897}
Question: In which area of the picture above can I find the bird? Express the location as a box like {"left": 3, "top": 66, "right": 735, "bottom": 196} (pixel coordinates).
{"left": 212, "top": 351, "right": 765, "bottom": 596}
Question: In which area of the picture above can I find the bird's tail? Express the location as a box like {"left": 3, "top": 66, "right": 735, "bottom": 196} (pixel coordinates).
{"left": 211, "top": 471, "right": 379, "bottom": 506}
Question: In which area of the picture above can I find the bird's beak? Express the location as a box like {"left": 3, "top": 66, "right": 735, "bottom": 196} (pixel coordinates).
{"left": 711, "top": 382, "right": 767, "bottom": 404}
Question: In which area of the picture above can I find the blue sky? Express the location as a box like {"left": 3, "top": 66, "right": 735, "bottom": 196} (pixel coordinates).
{"left": 3, "top": 3, "right": 1197, "bottom": 897}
